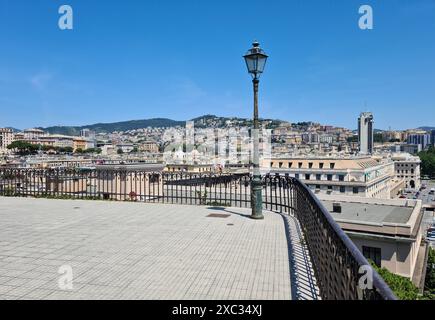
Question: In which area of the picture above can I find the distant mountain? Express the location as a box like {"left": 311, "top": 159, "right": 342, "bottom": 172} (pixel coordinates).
{"left": 41, "top": 118, "right": 185, "bottom": 135}
{"left": 6, "top": 127, "right": 21, "bottom": 132}
{"left": 418, "top": 126, "right": 435, "bottom": 131}
{"left": 40, "top": 115, "right": 287, "bottom": 135}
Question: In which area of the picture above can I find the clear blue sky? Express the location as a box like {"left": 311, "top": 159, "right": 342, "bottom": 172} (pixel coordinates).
{"left": 1, "top": 0, "right": 434, "bottom": 130}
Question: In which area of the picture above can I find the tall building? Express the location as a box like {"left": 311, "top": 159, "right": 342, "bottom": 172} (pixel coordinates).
{"left": 431, "top": 129, "right": 435, "bottom": 147}
{"left": 358, "top": 112, "right": 374, "bottom": 154}
{"left": 407, "top": 132, "right": 431, "bottom": 150}
{"left": 0, "top": 128, "right": 14, "bottom": 154}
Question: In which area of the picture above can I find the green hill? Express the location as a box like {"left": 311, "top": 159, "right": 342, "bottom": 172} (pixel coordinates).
{"left": 41, "top": 118, "right": 185, "bottom": 135}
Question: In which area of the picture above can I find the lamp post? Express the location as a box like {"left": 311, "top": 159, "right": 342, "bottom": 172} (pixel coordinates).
{"left": 244, "top": 41, "right": 268, "bottom": 220}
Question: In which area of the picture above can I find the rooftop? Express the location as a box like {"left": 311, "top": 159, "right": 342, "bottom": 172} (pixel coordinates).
{"left": 318, "top": 194, "right": 422, "bottom": 238}
{"left": 323, "top": 200, "right": 413, "bottom": 224}
{"left": 0, "top": 198, "right": 319, "bottom": 300}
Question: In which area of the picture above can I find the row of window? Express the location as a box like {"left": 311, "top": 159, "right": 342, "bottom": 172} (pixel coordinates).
{"left": 396, "top": 163, "right": 414, "bottom": 167}
{"left": 273, "top": 161, "right": 336, "bottom": 169}
{"left": 297, "top": 173, "right": 345, "bottom": 182}
{"left": 397, "top": 169, "right": 414, "bottom": 174}
{"left": 310, "top": 184, "right": 359, "bottom": 194}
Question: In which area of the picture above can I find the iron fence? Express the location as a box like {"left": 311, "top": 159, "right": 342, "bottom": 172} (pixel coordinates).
{"left": 0, "top": 167, "right": 396, "bottom": 300}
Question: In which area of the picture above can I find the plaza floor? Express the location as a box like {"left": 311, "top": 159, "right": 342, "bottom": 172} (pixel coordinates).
{"left": 0, "top": 197, "right": 319, "bottom": 300}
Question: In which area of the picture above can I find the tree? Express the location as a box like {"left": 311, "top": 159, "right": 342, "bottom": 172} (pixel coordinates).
{"left": 7, "top": 141, "right": 38, "bottom": 155}
{"left": 418, "top": 146, "right": 435, "bottom": 178}
{"left": 424, "top": 247, "right": 435, "bottom": 298}
{"left": 370, "top": 260, "right": 419, "bottom": 300}
{"left": 347, "top": 136, "right": 358, "bottom": 143}
{"left": 117, "top": 148, "right": 124, "bottom": 154}
{"left": 374, "top": 133, "right": 385, "bottom": 143}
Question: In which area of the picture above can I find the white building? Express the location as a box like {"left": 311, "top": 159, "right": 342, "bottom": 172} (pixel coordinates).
{"left": 391, "top": 153, "right": 421, "bottom": 190}
{"left": 358, "top": 112, "right": 374, "bottom": 154}
{"left": 0, "top": 128, "right": 14, "bottom": 154}
{"left": 23, "top": 128, "right": 46, "bottom": 141}
{"left": 265, "top": 156, "right": 397, "bottom": 199}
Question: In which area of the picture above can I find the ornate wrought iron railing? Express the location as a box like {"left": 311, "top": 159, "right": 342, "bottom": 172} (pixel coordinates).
{"left": 0, "top": 168, "right": 396, "bottom": 300}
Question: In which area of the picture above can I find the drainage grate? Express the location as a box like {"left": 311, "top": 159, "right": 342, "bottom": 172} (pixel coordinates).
{"left": 206, "top": 213, "right": 231, "bottom": 218}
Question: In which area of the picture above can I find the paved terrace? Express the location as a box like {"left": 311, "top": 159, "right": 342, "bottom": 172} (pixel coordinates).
{"left": 0, "top": 198, "right": 319, "bottom": 300}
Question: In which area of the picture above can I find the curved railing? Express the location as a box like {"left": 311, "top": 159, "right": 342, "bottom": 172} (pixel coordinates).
{"left": 0, "top": 168, "right": 396, "bottom": 300}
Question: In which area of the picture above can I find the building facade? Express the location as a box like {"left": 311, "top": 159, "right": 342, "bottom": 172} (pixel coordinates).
{"left": 0, "top": 128, "right": 14, "bottom": 154}
{"left": 358, "top": 112, "right": 374, "bottom": 154}
{"left": 319, "top": 194, "right": 424, "bottom": 282}
{"left": 407, "top": 132, "right": 431, "bottom": 150}
{"left": 391, "top": 153, "right": 421, "bottom": 190}
{"left": 266, "top": 156, "right": 395, "bottom": 199}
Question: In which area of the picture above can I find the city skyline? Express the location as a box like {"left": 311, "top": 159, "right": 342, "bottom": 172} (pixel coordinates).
{"left": 1, "top": 112, "right": 434, "bottom": 133}
{"left": 1, "top": 1, "right": 435, "bottom": 130}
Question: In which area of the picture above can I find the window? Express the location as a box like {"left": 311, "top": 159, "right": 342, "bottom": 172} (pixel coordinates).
{"left": 338, "top": 175, "right": 344, "bottom": 181}
{"left": 353, "top": 187, "right": 359, "bottom": 194}
{"left": 288, "top": 162, "right": 292, "bottom": 168}
{"left": 315, "top": 185, "right": 321, "bottom": 190}
{"left": 305, "top": 174, "right": 310, "bottom": 180}
{"left": 308, "top": 162, "right": 313, "bottom": 168}
{"left": 362, "top": 246, "right": 381, "bottom": 267}
{"left": 330, "top": 163, "right": 335, "bottom": 169}
{"left": 271, "top": 162, "right": 274, "bottom": 167}
{"left": 327, "top": 174, "right": 332, "bottom": 181}
{"left": 327, "top": 186, "right": 332, "bottom": 190}
{"left": 319, "top": 163, "right": 324, "bottom": 169}
{"left": 279, "top": 162, "right": 283, "bottom": 168}
{"left": 340, "top": 186, "right": 346, "bottom": 193}
{"left": 298, "top": 162, "right": 303, "bottom": 168}
{"left": 316, "top": 174, "right": 321, "bottom": 180}
{"left": 295, "top": 173, "right": 299, "bottom": 179}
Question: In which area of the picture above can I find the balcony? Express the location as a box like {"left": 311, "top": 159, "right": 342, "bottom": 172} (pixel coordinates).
{"left": 0, "top": 168, "right": 396, "bottom": 300}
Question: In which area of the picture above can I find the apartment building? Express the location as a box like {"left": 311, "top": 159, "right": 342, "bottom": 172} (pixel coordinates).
{"left": 73, "top": 137, "right": 88, "bottom": 152}
{"left": 0, "top": 128, "right": 14, "bottom": 154}
{"left": 407, "top": 132, "right": 431, "bottom": 150}
{"left": 23, "top": 128, "right": 45, "bottom": 141}
{"left": 139, "top": 141, "right": 159, "bottom": 153}
{"left": 265, "top": 156, "right": 395, "bottom": 199}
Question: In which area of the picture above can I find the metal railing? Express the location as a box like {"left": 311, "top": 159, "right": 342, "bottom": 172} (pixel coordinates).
{"left": 0, "top": 167, "right": 396, "bottom": 300}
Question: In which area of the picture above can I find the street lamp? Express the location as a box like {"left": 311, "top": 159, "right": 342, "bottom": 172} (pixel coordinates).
{"left": 244, "top": 41, "right": 268, "bottom": 220}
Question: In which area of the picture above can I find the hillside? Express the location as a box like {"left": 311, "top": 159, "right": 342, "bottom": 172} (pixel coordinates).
{"left": 418, "top": 126, "right": 435, "bottom": 131}
{"left": 41, "top": 118, "right": 185, "bottom": 135}
{"left": 41, "top": 115, "right": 287, "bottom": 135}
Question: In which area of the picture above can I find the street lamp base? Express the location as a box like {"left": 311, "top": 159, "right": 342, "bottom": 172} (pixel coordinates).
{"left": 251, "top": 213, "right": 264, "bottom": 220}
{"left": 251, "top": 176, "right": 263, "bottom": 220}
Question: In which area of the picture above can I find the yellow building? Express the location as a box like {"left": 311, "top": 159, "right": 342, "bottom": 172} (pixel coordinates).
{"left": 73, "top": 137, "right": 88, "bottom": 152}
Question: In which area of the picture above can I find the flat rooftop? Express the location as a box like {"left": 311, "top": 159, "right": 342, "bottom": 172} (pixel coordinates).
{"left": 0, "top": 198, "right": 319, "bottom": 300}
{"left": 322, "top": 200, "right": 414, "bottom": 224}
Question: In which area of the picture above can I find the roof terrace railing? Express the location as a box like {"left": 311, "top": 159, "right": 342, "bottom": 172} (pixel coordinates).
{"left": 0, "top": 167, "right": 396, "bottom": 300}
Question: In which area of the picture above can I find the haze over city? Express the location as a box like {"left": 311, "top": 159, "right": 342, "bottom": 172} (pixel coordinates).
{"left": 1, "top": 0, "right": 435, "bottom": 130}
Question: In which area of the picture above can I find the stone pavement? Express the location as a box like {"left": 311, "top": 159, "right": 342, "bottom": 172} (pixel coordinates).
{"left": 0, "top": 197, "right": 318, "bottom": 300}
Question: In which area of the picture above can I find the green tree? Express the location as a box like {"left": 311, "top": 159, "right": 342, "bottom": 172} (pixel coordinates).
{"left": 370, "top": 260, "right": 419, "bottom": 300}
{"left": 7, "top": 141, "right": 38, "bottom": 155}
{"left": 418, "top": 146, "right": 435, "bottom": 178}
{"left": 424, "top": 247, "right": 435, "bottom": 298}
{"left": 374, "top": 133, "right": 385, "bottom": 143}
